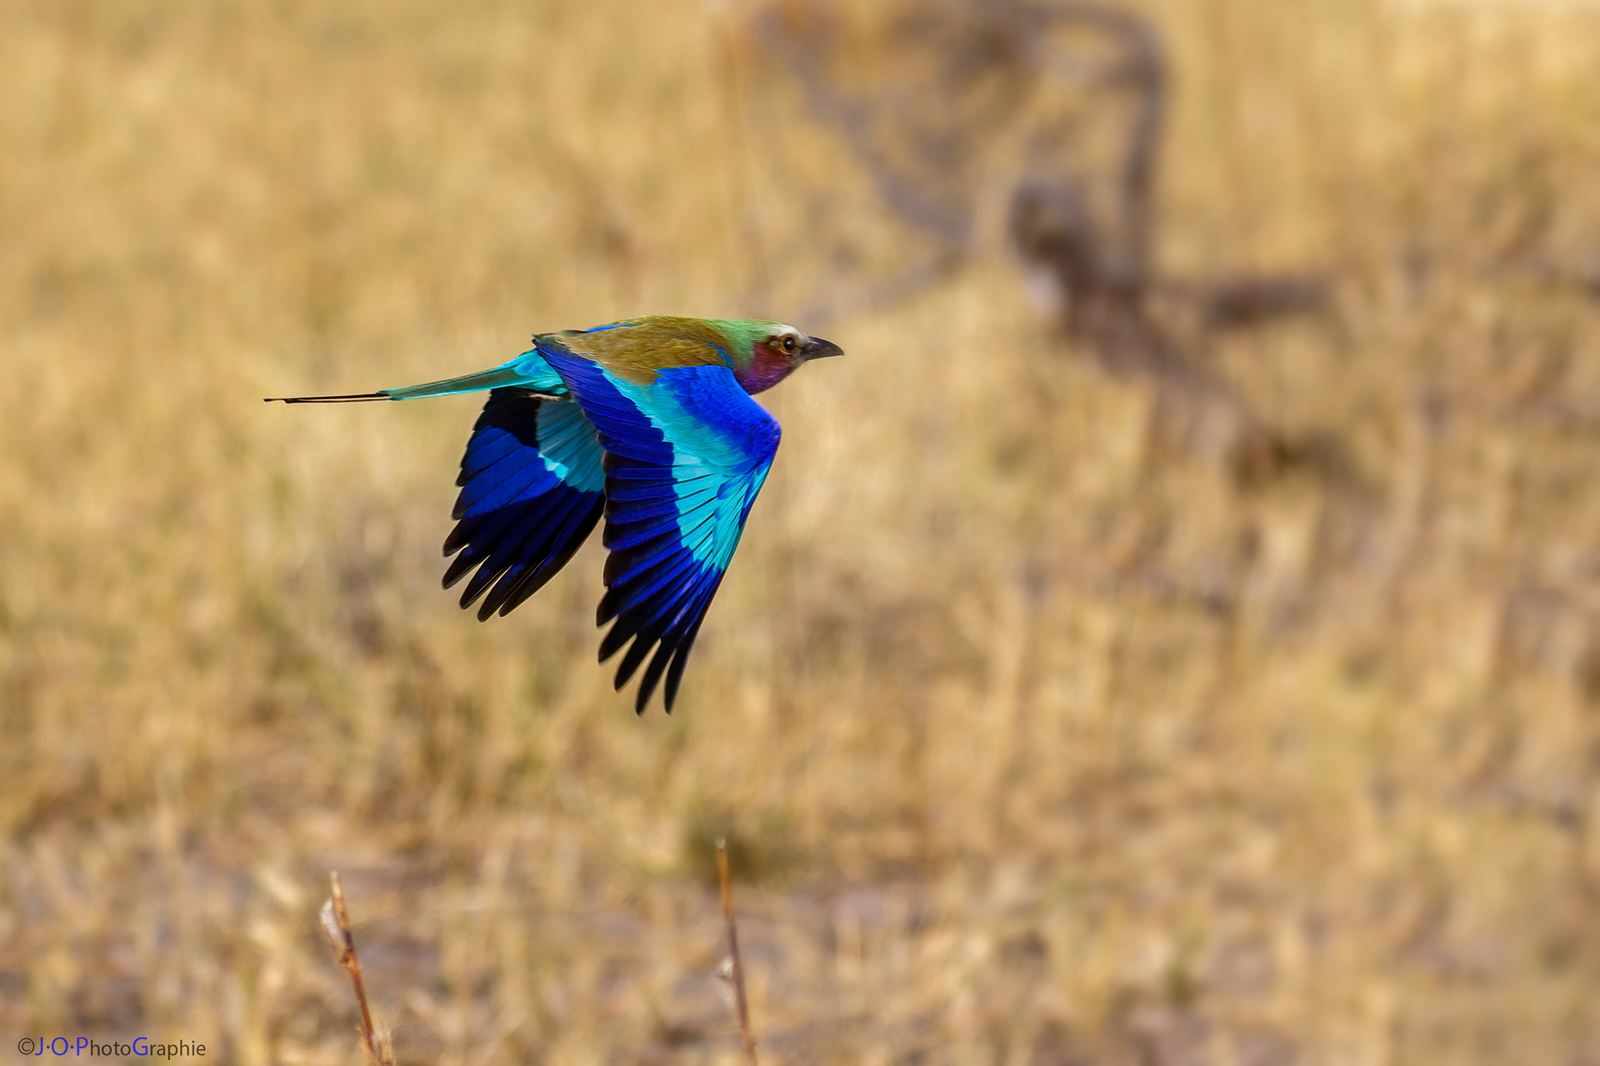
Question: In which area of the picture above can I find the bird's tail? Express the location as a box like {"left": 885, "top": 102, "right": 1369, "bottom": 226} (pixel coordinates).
{"left": 265, "top": 365, "right": 547, "bottom": 404}
{"left": 264, "top": 391, "right": 391, "bottom": 403}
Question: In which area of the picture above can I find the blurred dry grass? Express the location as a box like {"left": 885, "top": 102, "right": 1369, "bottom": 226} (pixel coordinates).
{"left": 3, "top": 0, "right": 1600, "bottom": 1062}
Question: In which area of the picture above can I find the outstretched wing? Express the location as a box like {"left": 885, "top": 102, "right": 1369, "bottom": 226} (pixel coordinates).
{"left": 544, "top": 354, "right": 781, "bottom": 713}
{"left": 444, "top": 388, "right": 606, "bottom": 619}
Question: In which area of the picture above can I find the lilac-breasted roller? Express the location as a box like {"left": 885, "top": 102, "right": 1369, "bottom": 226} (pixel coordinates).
{"left": 269, "top": 316, "right": 842, "bottom": 713}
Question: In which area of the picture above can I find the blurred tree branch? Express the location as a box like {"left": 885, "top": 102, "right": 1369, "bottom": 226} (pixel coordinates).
{"left": 755, "top": 0, "right": 1334, "bottom": 482}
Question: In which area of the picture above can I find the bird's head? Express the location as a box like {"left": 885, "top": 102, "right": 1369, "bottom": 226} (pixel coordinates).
{"left": 726, "top": 321, "right": 844, "bottom": 394}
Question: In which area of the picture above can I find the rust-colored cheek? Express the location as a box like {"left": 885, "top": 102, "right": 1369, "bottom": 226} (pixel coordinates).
{"left": 738, "top": 341, "right": 799, "bottom": 394}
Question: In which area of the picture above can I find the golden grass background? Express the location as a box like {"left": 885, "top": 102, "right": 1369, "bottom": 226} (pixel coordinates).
{"left": 3, "top": 0, "right": 1600, "bottom": 1061}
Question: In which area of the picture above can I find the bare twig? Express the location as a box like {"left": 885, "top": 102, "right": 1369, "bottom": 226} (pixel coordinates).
{"left": 319, "top": 872, "right": 395, "bottom": 1066}
{"left": 715, "top": 837, "right": 759, "bottom": 1066}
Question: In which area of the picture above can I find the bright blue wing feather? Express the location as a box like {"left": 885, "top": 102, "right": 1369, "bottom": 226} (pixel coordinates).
{"left": 456, "top": 456, "right": 559, "bottom": 518}
{"left": 443, "top": 388, "right": 605, "bottom": 620}
{"left": 542, "top": 352, "right": 781, "bottom": 713}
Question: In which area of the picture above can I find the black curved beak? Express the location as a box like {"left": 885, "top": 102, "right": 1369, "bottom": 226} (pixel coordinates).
{"left": 800, "top": 335, "right": 844, "bottom": 361}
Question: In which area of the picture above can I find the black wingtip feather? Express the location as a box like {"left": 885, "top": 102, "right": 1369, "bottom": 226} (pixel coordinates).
{"left": 634, "top": 640, "right": 677, "bottom": 715}
{"left": 443, "top": 521, "right": 473, "bottom": 556}
{"left": 596, "top": 586, "right": 623, "bottom": 627}
{"left": 442, "top": 553, "right": 475, "bottom": 591}
{"left": 495, "top": 506, "right": 601, "bottom": 617}
{"left": 598, "top": 616, "right": 634, "bottom": 662}
{"left": 612, "top": 627, "right": 666, "bottom": 693}
{"left": 492, "top": 520, "right": 597, "bottom": 617}
{"left": 662, "top": 616, "right": 707, "bottom": 712}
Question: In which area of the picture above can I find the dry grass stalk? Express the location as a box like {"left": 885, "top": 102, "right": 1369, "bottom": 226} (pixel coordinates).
{"left": 715, "top": 837, "right": 759, "bottom": 1066}
{"left": 318, "top": 872, "right": 395, "bottom": 1066}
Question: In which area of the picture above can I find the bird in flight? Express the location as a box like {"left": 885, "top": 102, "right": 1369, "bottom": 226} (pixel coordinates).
{"left": 269, "top": 316, "right": 842, "bottom": 713}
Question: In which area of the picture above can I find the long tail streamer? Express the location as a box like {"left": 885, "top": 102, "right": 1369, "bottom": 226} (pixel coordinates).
{"left": 264, "top": 392, "right": 392, "bottom": 403}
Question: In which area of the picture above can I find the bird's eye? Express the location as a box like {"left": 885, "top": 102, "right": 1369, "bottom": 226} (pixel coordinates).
{"left": 781, "top": 335, "right": 797, "bottom": 353}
